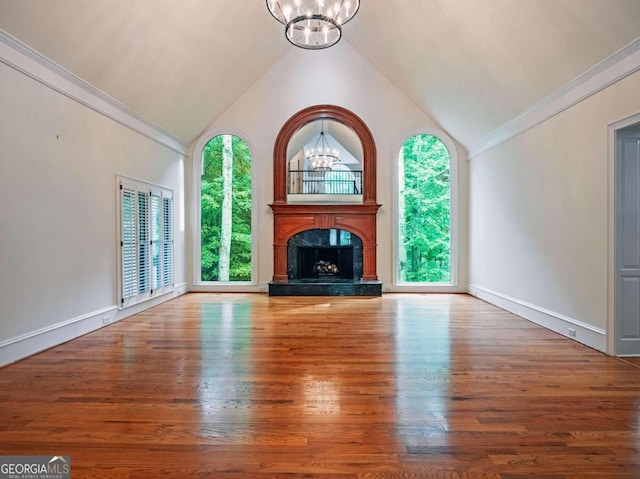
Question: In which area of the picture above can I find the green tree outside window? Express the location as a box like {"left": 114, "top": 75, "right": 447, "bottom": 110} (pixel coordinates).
{"left": 201, "top": 135, "right": 252, "bottom": 282}
{"left": 398, "top": 134, "right": 451, "bottom": 283}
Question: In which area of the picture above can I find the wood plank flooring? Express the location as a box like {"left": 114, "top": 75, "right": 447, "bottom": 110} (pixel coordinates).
{"left": 1, "top": 293, "right": 639, "bottom": 478}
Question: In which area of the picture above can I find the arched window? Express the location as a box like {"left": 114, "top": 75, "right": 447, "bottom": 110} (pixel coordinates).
{"left": 200, "top": 134, "right": 252, "bottom": 282}
{"left": 397, "top": 134, "right": 452, "bottom": 284}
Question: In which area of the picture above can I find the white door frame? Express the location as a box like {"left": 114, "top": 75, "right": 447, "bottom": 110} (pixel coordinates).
{"left": 607, "top": 112, "right": 640, "bottom": 355}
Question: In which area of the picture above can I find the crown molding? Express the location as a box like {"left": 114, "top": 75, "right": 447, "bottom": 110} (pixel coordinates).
{"left": 0, "top": 29, "right": 188, "bottom": 156}
{"left": 469, "top": 36, "right": 640, "bottom": 159}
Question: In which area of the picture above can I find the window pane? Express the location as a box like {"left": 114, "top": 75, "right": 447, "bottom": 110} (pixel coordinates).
{"left": 201, "top": 135, "right": 252, "bottom": 282}
{"left": 398, "top": 134, "right": 451, "bottom": 283}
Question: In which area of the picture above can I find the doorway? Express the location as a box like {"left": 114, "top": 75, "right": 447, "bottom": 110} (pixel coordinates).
{"left": 614, "top": 121, "right": 640, "bottom": 355}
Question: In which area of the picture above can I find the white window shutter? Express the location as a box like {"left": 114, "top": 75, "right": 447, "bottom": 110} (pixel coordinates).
{"left": 162, "top": 195, "right": 174, "bottom": 287}
{"left": 150, "top": 190, "right": 162, "bottom": 292}
{"left": 120, "top": 186, "right": 137, "bottom": 301}
{"left": 118, "top": 176, "right": 173, "bottom": 309}
{"left": 138, "top": 190, "right": 150, "bottom": 296}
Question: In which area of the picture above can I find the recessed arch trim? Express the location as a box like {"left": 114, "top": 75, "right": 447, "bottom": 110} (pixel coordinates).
{"left": 192, "top": 126, "right": 258, "bottom": 177}
{"left": 272, "top": 104, "right": 377, "bottom": 205}
{"left": 394, "top": 126, "right": 459, "bottom": 168}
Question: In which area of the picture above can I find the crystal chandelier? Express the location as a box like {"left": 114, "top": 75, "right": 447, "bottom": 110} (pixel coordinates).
{"left": 266, "top": 0, "right": 360, "bottom": 50}
{"left": 306, "top": 124, "right": 340, "bottom": 171}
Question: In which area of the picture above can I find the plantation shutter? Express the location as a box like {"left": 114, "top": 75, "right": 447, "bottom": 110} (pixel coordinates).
{"left": 120, "top": 186, "right": 137, "bottom": 300}
{"left": 118, "top": 177, "right": 173, "bottom": 308}
{"left": 162, "top": 195, "right": 174, "bottom": 287}
{"left": 138, "top": 190, "right": 150, "bottom": 296}
{"left": 150, "top": 190, "right": 162, "bottom": 292}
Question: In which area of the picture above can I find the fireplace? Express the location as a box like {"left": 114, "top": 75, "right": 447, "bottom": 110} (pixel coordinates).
{"left": 288, "top": 229, "right": 362, "bottom": 281}
{"left": 268, "top": 105, "right": 382, "bottom": 296}
{"left": 301, "top": 247, "right": 352, "bottom": 279}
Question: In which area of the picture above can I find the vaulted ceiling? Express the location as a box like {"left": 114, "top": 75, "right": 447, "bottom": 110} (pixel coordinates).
{"left": 1, "top": 0, "right": 639, "bottom": 149}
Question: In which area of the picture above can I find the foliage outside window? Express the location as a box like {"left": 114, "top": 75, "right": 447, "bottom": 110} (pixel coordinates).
{"left": 398, "top": 134, "right": 451, "bottom": 283}
{"left": 201, "top": 134, "right": 252, "bottom": 282}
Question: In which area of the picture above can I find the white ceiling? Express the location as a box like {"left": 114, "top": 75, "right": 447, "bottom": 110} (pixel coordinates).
{"left": 1, "top": 0, "right": 639, "bottom": 149}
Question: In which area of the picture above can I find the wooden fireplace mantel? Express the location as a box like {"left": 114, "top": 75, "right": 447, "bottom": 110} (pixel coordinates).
{"left": 270, "top": 105, "right": 381, "bottom": 282}
{"left": 269, "top": 203, "right": 381, "bottom": 281}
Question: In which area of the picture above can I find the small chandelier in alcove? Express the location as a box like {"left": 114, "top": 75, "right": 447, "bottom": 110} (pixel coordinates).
{"left": 266, "top": 0, "right": 360, "bottom": 50}
{"left": 306, "top": 123, "right": 340, "bottom": 171}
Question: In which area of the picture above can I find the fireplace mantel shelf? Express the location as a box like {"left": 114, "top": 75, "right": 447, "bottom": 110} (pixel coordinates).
{"left": 269, "top": 203, "right": 381, "bottom": 214}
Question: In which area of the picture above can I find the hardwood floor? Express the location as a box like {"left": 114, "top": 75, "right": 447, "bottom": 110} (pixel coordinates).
{"left": 1, "top": 293, "right": 639, "bottom": 478}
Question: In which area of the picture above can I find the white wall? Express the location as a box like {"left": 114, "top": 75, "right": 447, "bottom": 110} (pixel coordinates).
{"left": 189, "top": 41, "right": 468, "bottom": 291}
{"left": 469, "top": 69, "right": 640, "bottom": 352}
{"left": 0, "top": 61, "right": 187, "bottom": 365}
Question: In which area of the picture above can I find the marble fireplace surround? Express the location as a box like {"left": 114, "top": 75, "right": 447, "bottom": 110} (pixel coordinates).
{"left": 269, "top": 105, "right": 381, "bottom": 283}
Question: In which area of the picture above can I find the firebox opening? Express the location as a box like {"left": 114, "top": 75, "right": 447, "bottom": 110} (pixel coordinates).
{"left": 287, "top": 228, "right": 363, "bottom": 281}
{"left": 298, "top": 246, "right": 354, "bottom": 280}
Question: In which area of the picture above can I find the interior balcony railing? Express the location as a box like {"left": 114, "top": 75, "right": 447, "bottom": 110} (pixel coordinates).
{"left": 288, "top": 169, "right": 363, "bottom": 195}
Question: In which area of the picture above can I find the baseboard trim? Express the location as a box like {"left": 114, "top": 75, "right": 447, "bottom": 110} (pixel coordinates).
{"left": 116, "top": 283, "right": 188, "bottom": 320}
{"left": 386, "top": 284, "right": 468, "bottom": 293}
{"left": 468, "top": 283, "right": 606, "bottom": 352}
{"left": 0, "top": 283, "right": 188, "bottom": 367}
{"left": 189, "top": 283, "right": 265, "bottom": 293}
{"left": 0, "top": 306, "right": 118, "bottom": 367}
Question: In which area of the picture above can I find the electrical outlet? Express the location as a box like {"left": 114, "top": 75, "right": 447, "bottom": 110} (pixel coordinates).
{"left": 102, "top": 316, "right": 111, "bottom": 325}
{"left": 568, "top": 328, "right": 576, "bottom": 337}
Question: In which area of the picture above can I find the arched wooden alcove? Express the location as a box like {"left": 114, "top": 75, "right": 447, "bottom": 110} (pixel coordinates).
{"left": 269, "top": 105, "right": 381, "bottom": 283}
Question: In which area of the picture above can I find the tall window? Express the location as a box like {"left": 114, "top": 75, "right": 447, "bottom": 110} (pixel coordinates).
{"left": 201, "top": 134, "right": 252, "bottom": 282}
{"left": 398, "top": 134, "right": 451, "bottom": 283}
{"left": 119, "top": 176, "right": 173, "bottom": 308}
